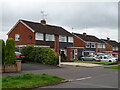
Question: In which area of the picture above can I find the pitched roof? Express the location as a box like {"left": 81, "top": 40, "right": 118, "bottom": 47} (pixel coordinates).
{"left": 73, "top": 33, "right": 104, "bottom": 43}
{"left": 101, "top": 39, "right": 118, "bottom": 47}
{"left": 21, "top": 19, "right": 73, "bottom": 36}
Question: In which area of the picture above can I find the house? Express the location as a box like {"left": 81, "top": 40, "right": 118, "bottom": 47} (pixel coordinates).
{"left": 7, "top": 19, "right": 75, "bottom": 60}
{"left": 72, "top": 33, "right": 106, "bottom": 59}
{"left": 101, "top": 38, "right": 118, "bottom": 57}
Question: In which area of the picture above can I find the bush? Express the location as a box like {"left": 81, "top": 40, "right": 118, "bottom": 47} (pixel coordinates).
{"left": 21, "top": 46, "right": 34, "bottom": 58}
{"left": 60, "top": 51, "right": 67, "bottom": 61}
{"left": 5, "top": 38, "right": 16, "bottom": 64}
{"left": 1, "top": 39, "right": 5, "bottom": 64}
{"left": 21, "top": 46, "right": 59, "bottom": 65}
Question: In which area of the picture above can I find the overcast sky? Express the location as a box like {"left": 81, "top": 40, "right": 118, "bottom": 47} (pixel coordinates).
{"left": 0, "top": 0, "right": 119, "bottom": 41}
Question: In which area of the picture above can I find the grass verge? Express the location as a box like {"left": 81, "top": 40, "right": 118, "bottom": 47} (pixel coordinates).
{"left": 2, "top": 73, "right": 65, "bottom": 88}
{"left": 104, "top": 65, "right": 120, "bottom": 69}
{"left": 74, "top": 60, "right": 118, "bottom": 65}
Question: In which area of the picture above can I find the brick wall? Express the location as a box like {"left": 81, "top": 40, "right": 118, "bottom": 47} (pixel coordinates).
{"left": 8, "top": 22, "right": 35, "bottom": 45}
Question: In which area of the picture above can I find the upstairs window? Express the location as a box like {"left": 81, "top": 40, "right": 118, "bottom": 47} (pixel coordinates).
{"left": 103, "top": 44, "right": 106, "bottom": 48}
{"left": 15, "top": 34, "right": 20, "bottom": 41}
{"left": 91, "top": 43, "right": 96, "bottom": 48}
{"left": 46, "top": 34, "right": 54, "bottom": 41}
{"left": 35, "top": 33, "right": 43, "bottom": 40}
{"left": 86, "top": 43, "right": 90, "bottom": 48}
{"left": 98, "top": 43, "right": 102, "bottom": 48}
{"left": 59, "top": 35, "right": 67, "bottom": 42}
{"left": 68, "top": 36, "right": 73, "bottom": 43}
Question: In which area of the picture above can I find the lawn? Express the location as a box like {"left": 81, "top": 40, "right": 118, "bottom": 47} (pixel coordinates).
{"left": 2, "top": 73, "right": 65, "bottom": 88}
{"left": 104, "top": 65, "right": 120, "bottom": 69}
{"left": 74, "top": 60, "right": 117, "bottom": 64}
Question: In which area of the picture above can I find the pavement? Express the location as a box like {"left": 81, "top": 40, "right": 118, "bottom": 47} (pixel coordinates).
{"left": 60, "top": 62, "right": 103, "bottom": 67}
{"left": 2, "top": 62, "right": 119, "bottom": 88}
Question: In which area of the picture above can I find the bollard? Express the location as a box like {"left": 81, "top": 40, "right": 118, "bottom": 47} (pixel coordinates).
{"left": 59, "top": 56, "right": 61, "bottom": 67}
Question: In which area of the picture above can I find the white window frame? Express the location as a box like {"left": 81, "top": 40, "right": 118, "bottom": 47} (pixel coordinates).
{"left": 15, "top": 34, "right": 20, "bottom": 41}
{"left": 59, "top": 35, "right": 67, "bottom": 42}
{"left": 46, "top": 34, "right": 54, "bottom": 41}
{"left": 98, "top": 43, "right": 102, "bottom": 48}
{"left": 86, "top": 42, "right": 90, "bottom": 48}
{"left": 68, "top": 36, "right": 73, "bottom": 43}
{"left": 35, "top": 33, "right": 43, "bottom": 40}
{"left": 103, "top": 44, "right": 106, "bottom": 48}
{"left": 91, "top": 43, "right": 96, "bottom": 48}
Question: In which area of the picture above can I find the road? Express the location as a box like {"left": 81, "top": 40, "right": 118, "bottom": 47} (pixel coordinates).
{"left": 3, "top": 63, "right": 119, "bottom": 88}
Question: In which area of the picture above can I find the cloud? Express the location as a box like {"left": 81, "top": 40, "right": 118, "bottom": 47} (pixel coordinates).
{"left": 1, "top": 1, "right": 118, "bottom": 41}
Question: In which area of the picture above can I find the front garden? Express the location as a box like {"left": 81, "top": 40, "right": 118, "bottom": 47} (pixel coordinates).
{"left": 104, "top": 65, "right": 120, "bottom": 69}
{"left": 74, "top": 60, "right": 118, "bottom": 65}
{"left": 2, "top": 73, "right": 65, "bottom": 88}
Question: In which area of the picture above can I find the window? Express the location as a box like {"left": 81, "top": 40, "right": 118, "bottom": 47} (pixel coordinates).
{"left": 46, "top": 34, "right": 54, "bottom": 41}
{"left": 116, "top": 47, "right": 118, "bottom": 50}
{"left": 68, "top": 36, "right": 73, "bottom": 43}
{"left": 103, "top": 44, "right": 105, "bottom": 48}
{"left": 15, "top": 34, "right": 20, "bottom": 41}
{"left": 113, "top": 47, "right": 116, "bottom": 50}
{"left": 59, "top": 35, "right": 67, "bottom": 42}
{"left": 35, "top": 33, "right": 43, "bottom": 40}
{"left": 98, "top": 43, "right": 102, "bottom": 48}
{"left": 86, "top": 43, "right": 90, "bottom": 48}
{"left": 91, "top": 43, "right": 96, "bottom": 48}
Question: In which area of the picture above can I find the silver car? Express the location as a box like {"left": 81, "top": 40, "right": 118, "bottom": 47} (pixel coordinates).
{"left": 99, "top": 56, "right": 118, "bottom": 62}
{"left": 81, "top": 55, "right": 100, "bottom": 61}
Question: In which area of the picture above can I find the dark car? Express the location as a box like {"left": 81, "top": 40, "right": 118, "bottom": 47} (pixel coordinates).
{"left": 15, "top": 52, "right": 26, "bottom": 62}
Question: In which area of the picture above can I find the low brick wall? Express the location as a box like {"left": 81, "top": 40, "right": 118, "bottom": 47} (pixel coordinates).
{"left": 1, "top": 60, "right": 21, "bottom": 73}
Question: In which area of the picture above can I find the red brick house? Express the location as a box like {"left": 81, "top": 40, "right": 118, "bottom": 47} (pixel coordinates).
{"left": 101, "top": 38, "right": 118, "bottom": 57}
{"left": 72, "top": 33, "right": 106, "bottom": 58}
{"left": 7, "top": 19, "right": 75, "bottom": 60}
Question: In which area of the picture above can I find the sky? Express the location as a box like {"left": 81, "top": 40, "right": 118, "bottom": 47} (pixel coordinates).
{"left": 0, "top": 0, "right": 119, "bottom": 41}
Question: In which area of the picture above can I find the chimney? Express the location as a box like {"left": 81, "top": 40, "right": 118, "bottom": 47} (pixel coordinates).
{"left": 41, "top": 19, "right": 46, "bottom": 25}
{"left": 107, "top": 37, "right": 110, "bottom": 41}
{"left": 83, "top": 33, "right": 87, "bottom": 36}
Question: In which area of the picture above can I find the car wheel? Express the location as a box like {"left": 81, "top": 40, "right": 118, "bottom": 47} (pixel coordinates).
{"left": 109, "top": 60, "right": 112, "bottom": 62}
{"left": 92, "top": 59, "right": 96, "bottom": 61}
{"left": 81, "top": 58, "right": 84, "bottom": 61}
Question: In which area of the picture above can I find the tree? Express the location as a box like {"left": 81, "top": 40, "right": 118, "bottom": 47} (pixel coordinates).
{"left": 0, "top": 39, "right": 5, "bottom": 65}
{"left": 5, "top": 38, "right": 16, "bottom": 64}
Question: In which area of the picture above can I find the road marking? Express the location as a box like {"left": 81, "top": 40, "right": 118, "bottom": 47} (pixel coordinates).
{"left": 76, "top": 77, "right": 92, "bottom": 81}
{"left": 68, "top": 76, "right": 92, "bottom": 82}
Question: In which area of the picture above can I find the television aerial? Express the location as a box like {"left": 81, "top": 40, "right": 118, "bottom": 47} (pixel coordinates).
{"left": 41, "top": 11, "right": 48, "bottom": 20}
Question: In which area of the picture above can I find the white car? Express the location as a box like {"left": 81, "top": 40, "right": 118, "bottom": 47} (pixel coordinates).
{"left": 99, "top": 56, "right": 118, "bottom": 62}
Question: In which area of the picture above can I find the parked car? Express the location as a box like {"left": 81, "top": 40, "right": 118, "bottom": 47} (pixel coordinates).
{"left": 99, "top": 56, "right": 118, "bottom": 62}
{"left": 15, "top": 52, "right": 25, "bottom": 60}
{"left": 81, "top": 55, "right": 100, "bottom": 61}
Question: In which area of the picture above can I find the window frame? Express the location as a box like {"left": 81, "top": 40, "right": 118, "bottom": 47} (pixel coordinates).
{"left": 68, "top": 36, "right": 73, "bottom": 43}
{"left": 15, "top": 34, "right": 20, "bottom": 41}
{"left": 59, "top": 35, "right": 67, "bottom": 42}
{"left": 46, "top": 34, "right": 54, "bottom": 41}
{"left": 35, "top": 33, "right": 44, "bottom": 40}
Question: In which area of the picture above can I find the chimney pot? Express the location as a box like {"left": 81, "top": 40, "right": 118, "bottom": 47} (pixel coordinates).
{"left": 107, "top": 37, "right": 110, "bottom": 41}
{"left": 83, "top": 33, "right": 87, "bottom": 36}
{"left": 41, "top": 19, "right": 46, "bottom": 25}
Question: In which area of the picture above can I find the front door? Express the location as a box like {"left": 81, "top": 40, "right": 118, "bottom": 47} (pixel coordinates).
{"left": 72, "top": 50, "right": 75, "bottom": 60}
{"left": 78, "top": 48, "right": 83, "bottom": 60}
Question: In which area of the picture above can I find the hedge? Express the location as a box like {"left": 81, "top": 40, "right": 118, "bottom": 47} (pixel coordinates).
{"left": 5, "top": 38, "right": 16, "bottom": 64}
{"left": 21, "top": 46, "right": 59, "bottom": 65}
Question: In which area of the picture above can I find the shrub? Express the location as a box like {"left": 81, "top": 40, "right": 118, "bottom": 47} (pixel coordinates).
{"left": 29, "top": 47, "right": 59, "bottom": 65}
{"left": 60, "top": 51, "right": 67, "bottom": 61}
{"left": 5, "top": 38, "right": 16, "bottom": 64}
{"left": 21, "top": 46, "right": 59, "bottom": 65}
{"left": 21, "top": 46, "right": 34, "bottom": 58}
{"left": 1, "top": 39, "right": 5, "bottom": 64}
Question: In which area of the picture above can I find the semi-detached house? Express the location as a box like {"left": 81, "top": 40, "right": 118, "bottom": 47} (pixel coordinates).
{"left": 7, "top": 19, "right": 80, "bottom": 61}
